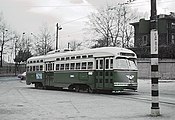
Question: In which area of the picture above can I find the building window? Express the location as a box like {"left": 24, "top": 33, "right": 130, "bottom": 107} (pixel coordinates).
{"left": 172, "top": 34, "right": 175, "bottom": 44}
{"left": 171, "top": 23, "right": 175, "bottom": 29}
{"left": 142, "top": 35, "right": 148, "bottom": 45}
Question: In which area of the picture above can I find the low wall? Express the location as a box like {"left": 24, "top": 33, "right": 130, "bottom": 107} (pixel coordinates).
{"left": 137, "top": 58, "right": 175, "bottom": 79}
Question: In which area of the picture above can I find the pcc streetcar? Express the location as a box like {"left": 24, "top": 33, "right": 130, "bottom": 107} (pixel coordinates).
{"left": 26, "top": 47, "right": 138, "bottom": 92}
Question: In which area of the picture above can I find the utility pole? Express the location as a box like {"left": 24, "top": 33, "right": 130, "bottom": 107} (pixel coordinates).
{"left": 0, "top": 29, "right": 8, "bottom": 67}
{"left": 150, "top": 0, "right": 160, "bottom": 116}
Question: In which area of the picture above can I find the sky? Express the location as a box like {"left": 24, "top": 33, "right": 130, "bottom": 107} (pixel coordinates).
{"left": 0, "top": 0, "right": 175, "bottom": 62}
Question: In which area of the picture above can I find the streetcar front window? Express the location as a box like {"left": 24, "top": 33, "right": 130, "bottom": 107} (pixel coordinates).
{"left": 116, "top": 58, "right": 137, "bottom": 70}
{"left": 128, "top": 59, "right": 137, "bottom": 70}
{"left": 116, "top": 59, "right": 128, "bottom": 69}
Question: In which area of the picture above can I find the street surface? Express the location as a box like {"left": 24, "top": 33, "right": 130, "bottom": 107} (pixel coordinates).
{"left": 0, "top": 77, "right": 175, "bottom": 120}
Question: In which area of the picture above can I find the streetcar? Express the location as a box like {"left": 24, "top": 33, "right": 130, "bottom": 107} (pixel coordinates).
{"left": 26, "top": 47, "right": 138, "bottom": 92}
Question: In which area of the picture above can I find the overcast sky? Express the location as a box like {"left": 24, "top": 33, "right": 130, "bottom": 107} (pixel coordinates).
{"left": 1, "top": 0, "right": 174, "bottom": 44}
{"left": 1, "top": 0, "right": 175, "bottom": 62}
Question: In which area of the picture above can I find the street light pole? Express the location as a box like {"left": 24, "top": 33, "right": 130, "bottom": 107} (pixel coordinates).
{"left": 14, "top": 36, "right": 18, "bottom": 75}
{"left": 56, "top": 23, "right": 62, "bottom": 50}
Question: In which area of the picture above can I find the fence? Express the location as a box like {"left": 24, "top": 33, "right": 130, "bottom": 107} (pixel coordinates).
{"left": 0, "top": 64, "right": 26, "bottom": 77}
{"left": 138, "top": 58, "right": 175, "bottom": 80}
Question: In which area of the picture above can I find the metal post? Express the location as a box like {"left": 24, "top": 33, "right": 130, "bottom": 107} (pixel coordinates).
{"left": 56, "top": 23, "right": 59, "bottom": 50}
{"left": 150, "top": 0, "right": 160, "bottom": 116}
{"left": 0, "top": 31, "right": 4, "bottom": 67}
{"left": 55, "top": 23, "right": 62, "bottom": 50}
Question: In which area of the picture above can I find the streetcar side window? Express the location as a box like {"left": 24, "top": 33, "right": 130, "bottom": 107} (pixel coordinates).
{"left": 60, "top": 64, "right": 64, "bottom": 70}
{"left": 56, "top": 64, "right": 59, "bottom": 70}
{"left": 40, "top": 65, "right": 43, "bottom": 71}
{"left": 110, "top": 59, "right": 113, "bottom": 69}
{"left": 81, "top": 62, "right": 86, "bottom": 69}
{"left": 70, "top": 63, "right": 75, "bottom": 70}
{"left": 66, "top": 57, "right": 70, "bottom": 60}
{"left": 99, "top": 60, "right": 103, "bottom": 69}
{"left": 52, "top": 63, "right": 54, "bottom": 70}
{"left": 96, "top": 60, "right": 98, "bottom": 69}
{"left": 33, "top": 66, "right": 36, "bottom": 71}
{"left": 29, "top": 66, "right": 32, "bottom": 71}
{"left": 88, "top": 62, "right": 93, "bottom": 69}
{"left": 88, "top": 55, "right": 93, "bottom": 58}
{"left": 65, "top": 63, "right": 69, "bottom": 70}
{"left": 27, "top": 66, "right": 29, "bottom": 71}
{"left": 61, "top": 57, "right": 65, "bottom": 61}
{"left": 46, "top": 64, "right": 48, "bottom": 71}
{"left": 82, "top": 55, "right": 87, "bottom": 59}
{"left": 71, "top": 56, "right": 75, "bottom": 59}
{"left": 36, "top": 66, "right": 39, "bottom": 71}
{"left": 76, "top": 56, "right": 81, "bottom": 59}
{"left": 106, "top": 59, "right": 109, "bottom": 69}
{"left": 48, "top": 64, "right": 52, "bottom": 71}
{"left": 76, "top": 63, "right": 80, "bottom": 69}
{"left": 56, "top": 58, "right": 60, "bottom": 61}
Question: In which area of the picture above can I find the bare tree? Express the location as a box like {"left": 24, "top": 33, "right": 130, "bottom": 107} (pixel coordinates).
{"left": 86, "top": 4, "right": 139, "bottom": 48}
{"left": 0, "top": 12, "right": 15, "bottom": 66}
{"left": 32, "top": 25, "right": 54, "bottom": 55}
{"left": 68, "top": 40, "right": 82, "bottom": 51}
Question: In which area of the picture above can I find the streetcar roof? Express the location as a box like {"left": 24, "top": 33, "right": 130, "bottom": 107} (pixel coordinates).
{"left": 27, "top": 47, "right": 136, "bottom": 62}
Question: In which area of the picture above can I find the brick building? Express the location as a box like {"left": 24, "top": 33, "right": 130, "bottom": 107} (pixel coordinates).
{"left": 130, "top": 12, "right": 175, "bottom": 58}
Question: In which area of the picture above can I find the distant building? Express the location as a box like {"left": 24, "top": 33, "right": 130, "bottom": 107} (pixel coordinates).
{"left": 130, "top": 12, "right": 175, "bottom": 58}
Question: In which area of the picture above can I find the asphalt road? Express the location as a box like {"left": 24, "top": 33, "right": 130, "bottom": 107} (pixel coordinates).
{"left": 0, "top": 77, "right": 175, "bottom": 120}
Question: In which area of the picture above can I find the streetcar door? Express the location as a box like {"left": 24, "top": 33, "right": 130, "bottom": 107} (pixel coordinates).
{"left": 95, "top": 57, "right": 113, "bottom": 89}
{"left": 95, "top": 58, "right": 105, "bottom": 89}
{"left": 45, "top": 62, "right": 54, "bottom": 86}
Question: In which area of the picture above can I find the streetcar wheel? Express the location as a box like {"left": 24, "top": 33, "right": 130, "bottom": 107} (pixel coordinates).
{"left": 87, "top": 87, "right": 94, "bottom": 93}
{"left": 34, "top": 83, "right": 43, "bottom": 89}
{"left": 75, "top": 86, "right": 80, "bottom": 92}
{"left": 34, "top": 83, "right": 39, "bottom": 89}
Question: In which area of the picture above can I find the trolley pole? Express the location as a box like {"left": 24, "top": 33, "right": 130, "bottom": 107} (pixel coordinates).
{"left": 150, "top": 0, "right": 160, "bottom": 116}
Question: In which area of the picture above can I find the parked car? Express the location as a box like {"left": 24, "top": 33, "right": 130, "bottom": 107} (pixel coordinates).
{"left": 17, "top": 72, "right": 26, "bottom": 80}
